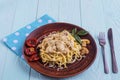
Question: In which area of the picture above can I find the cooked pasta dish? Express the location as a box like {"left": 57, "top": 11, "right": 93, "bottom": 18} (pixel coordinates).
{"left": 37, "top": 30, "right": 90, "bottom": 70}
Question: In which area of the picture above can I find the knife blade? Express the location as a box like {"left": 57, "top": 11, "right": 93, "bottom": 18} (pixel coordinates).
{"left": 108, "top": 28, "right": 118, "bottom": 73}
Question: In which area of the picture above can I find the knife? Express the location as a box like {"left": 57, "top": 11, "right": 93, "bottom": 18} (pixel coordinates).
{"left": 108, "top": 28, "right": 118, "bottom": 73}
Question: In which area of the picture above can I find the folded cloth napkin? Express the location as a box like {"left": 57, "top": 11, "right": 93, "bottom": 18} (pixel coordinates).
{"left": 3, "top": 14, "right": 56, "bottom": 59}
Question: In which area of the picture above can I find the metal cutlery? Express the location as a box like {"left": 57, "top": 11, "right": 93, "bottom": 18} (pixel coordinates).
{"left": 108, "top": 28, "right": 118, "bottom": 73}
{"left": 98, "top": 32, "right": 109, "bottom": 74}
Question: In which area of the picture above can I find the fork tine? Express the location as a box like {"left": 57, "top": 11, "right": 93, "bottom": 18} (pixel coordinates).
{"left": 102, "top": 32, "right": 105, "bottom": 38}
{"left": 99, "top": 32, "right": 105, "bottom": 40}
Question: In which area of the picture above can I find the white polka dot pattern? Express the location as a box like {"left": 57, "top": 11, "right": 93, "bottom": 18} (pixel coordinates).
{"left": 3, "top": 38, "right": 7, "bottom": 42}
{"left": 25, "top": 33, "right": 29, "bottom": 37}
{"left": 13, "top": 40, "right": 18, "bottom": 43}
{"left": 15, "top": 32, "right": 20, "bottom": 36}
{"left": 48, "top": 20, "right": 52, "bottom": 23}
{"left": 38, "top": 19, "right": 42, "bottom": 23}
{"left": 11, "top": 47, "right": 16, "bottom": 51}
{"left": 26, "top": 25, "right": 31, "bottom": 29}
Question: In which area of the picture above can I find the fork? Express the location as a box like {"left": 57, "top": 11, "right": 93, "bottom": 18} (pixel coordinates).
{"left": 98, "top": 32, "right": 109, "bottom": 74}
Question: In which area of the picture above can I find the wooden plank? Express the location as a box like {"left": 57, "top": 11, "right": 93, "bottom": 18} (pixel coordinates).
{"left": 1, "top": 0, "right": 38, "bottom": 80}
{"left": 59, "top": 0, "right": 81, "bottom": 26}
{"left": 80, "top": 0, "right": 109, "bottom": 80}
{"left": 58, "top": 0, "right": 83, "bottom": 80}
{"left": 30, "top": 0, "right": 60, "bottom": 80}
{"left": 37, "top": 0, "right": 59, "bottom": 20}
{"left": 80, "top": 0, "right": 119, "bottom": 80}
{"left": 102, "top": 0, "right": 120, "bottom": 79}
{"left": 0, "top": 0, "right": 17, "bottom": 80}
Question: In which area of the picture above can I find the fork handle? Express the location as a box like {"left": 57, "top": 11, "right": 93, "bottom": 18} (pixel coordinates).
{"left": 102, "top": 46, "right": 109, "bottom": 74}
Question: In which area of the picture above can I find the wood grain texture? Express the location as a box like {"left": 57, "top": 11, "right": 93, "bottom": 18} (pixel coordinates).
{"left": 30, "top": 0, "right": 60, "bottom": 80}
{"left": 102, "top": 0, "right": 120, "bottom": 79}
{"left": 0, "top": 0, "right": 38, "bottom": 80}
{"left": 0, "top": 0, "right": 120, "bottom": 80}
{"left": 0, "top": 0, "right": 17, "bottom": 80}
{"left": 78, "top": 0, "right": 109, "bottom": 80}
{"left": 59, "top": 0, "right": 81, "bottom": 26}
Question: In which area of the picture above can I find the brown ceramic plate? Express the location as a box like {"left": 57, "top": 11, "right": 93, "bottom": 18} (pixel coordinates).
{"left": 23, "top": 22, "right": 97, "bottom": 78}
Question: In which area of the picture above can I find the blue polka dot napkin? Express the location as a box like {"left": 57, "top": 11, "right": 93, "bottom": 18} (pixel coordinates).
{"left": 3, "top": 14, "right": 56, "bottom": 59}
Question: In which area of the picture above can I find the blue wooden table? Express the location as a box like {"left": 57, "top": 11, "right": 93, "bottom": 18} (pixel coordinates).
{"left": 0, "top": 0, "right": 120, "bottom": 80}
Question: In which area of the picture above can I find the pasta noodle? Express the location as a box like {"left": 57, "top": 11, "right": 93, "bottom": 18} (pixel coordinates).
{"left": 37, "top": 30, "right": 90, "bottom": 69}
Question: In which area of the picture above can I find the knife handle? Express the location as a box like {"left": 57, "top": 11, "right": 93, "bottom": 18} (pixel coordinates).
{"left": 111, "top": 48, "right": 118, "bottom": 73}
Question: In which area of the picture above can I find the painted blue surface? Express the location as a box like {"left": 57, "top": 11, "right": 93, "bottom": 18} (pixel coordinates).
{"left": 0, "top": 0, "right": 120, "bottom": 80}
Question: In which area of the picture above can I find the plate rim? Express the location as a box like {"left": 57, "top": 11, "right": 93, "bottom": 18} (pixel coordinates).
{"left": 23, "top": 22, "right": 97, "bottom": 78}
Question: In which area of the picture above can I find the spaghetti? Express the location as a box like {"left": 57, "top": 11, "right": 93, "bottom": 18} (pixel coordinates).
{"left": 37, "top": 30, "right": 90, "bottom": 69}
